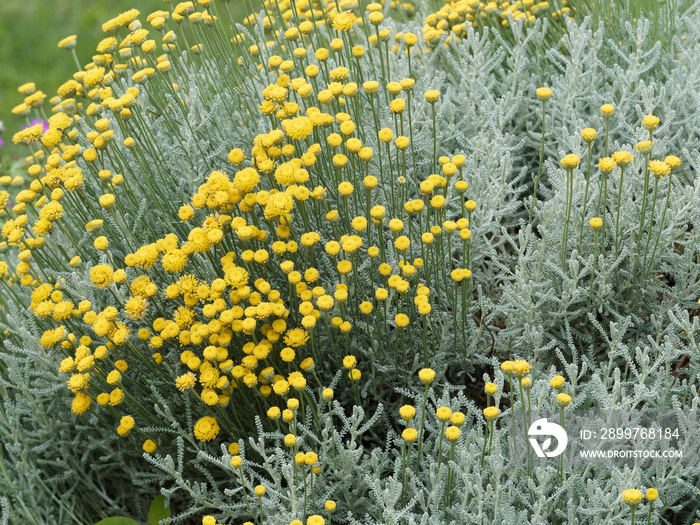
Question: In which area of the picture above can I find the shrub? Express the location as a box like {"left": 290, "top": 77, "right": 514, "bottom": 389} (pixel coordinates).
{"left": 0, "top": 1, "right": 699, "bottom": 524}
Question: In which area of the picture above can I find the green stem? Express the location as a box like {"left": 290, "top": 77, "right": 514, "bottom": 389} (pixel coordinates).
{"left": 614, "top": 166, "right": 626, "bottom": 258}
{"left": 637, "top": 153, "right": 651, "bottom": 246}
{"left": 530, "top": 100, "right": 547, "bottom": 223}
{"left": 578, "top": 142, "right": 593, "bottom": 249}
{"left": 508, "top": 375, "right": 517, "bottom": 456}
{"left": 588, "top": 230, "right": 599, "bottom": 312}
{"left": 647, "top": 172, "right": 672, "bottom": 280}
{"left": 642, "top": 176, "right": 660, "bottom": 279}
{"left": 416, "top": 384, "right": 429, "bottom": 460}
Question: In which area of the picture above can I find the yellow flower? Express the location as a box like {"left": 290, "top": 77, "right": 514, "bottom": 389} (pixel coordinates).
{"left": 483, "top": 407, "right": 500, "bottom": 420}
{"left": 332, "top": 11, "right": 357, "bottom": 31}
{"left": 284, "top": 328, "right": 309, "bottom": 347}
{"left": 500, "top": 361, "right": 513, "bottom": 375}
{"left": 598, "top": 157, "right": 616, "bottom": 174}
{"left": 611, "top": 150, "right": 634, "bottom": 166}
{"left": 536, "top": 87, "right": 552, "bottom": 101}
{"left": 175, "top": 372, "right": 197, "bottom": 392}
{"left": 282, "top": 116, "right": 314, "bottom": 140}
{"left": 621, "top": 489, "right": 643, "bottom": 506}
{"left": 399, "top": 405, "right": 415, "bottom": 421}
{"left": 395, "top": 313, "right": 409, "bottom": 327}
{"left": 418, "top": 368, "right": 435, "bottom": 385}
{"left": 143, "top": 439, "right": 157, "bottom": 453}
{"left": 485, "top": 382, "right": 497, "bottom": 395}
{"left": 600, "top": 104, "right": 614, "bottom": 117}
{"left": 436, "top": 406, "right": 452, "bottom": 421}
{"left": 510, "top": 360, "right": 531, "bottom": 377}
{"left": 194, "top": 416, "right": 220, "bottom": 442}
{"left": 402, "top": 428, "right": 418, "bottom": 442}
{"left": 663, "top": 155, "right": 681, "bottom": 170}
{"left": 343, "top": 355, "right": 357, "bottom": 369}
{"left": 90, "top": 264, "right": 114, "bottom": 288}
{"left": 649, "top": 160, "right": 670, "bottom": 178}
{"left": 403, "top": 32, "right": 418, "bottom": 46}
{"left": 642, "top": 114, "right": 660, "bottom": 131}
{"left": 450, "top": 412, "right": 465, "bottom": 426}
{"left": 58, "top": 35, "right": 77, "bottom": 49}
{"left": 560, "top": 154, "right": 580, "bottom": 169}
{"left": 581, "top": 128, "right": 597, "bottom": 143}
{"left": 556, "top": 393, "right": 572, "bottom": 406}
{"left": 99, "top": 194, "right": 115, "bottom": 209}
{"left": 424, "top": 90, "right": 440, "bottom": 102}
{"left": 550, "top": 375, "right": 565, "bottom": 389}
{"left": 646, "top": 488, "right": 658, "bottom": 501}
{"left": 71, "top": 393, "right": 91, "bottom": 415}
{"left": 589, "top": 217, "right": 603, "bottom": 229}
{"left": 445, "top": 426, "right": 461, "bottom": 441}
{"left": 635, "top": 140, "right": 653, "bottom": 153}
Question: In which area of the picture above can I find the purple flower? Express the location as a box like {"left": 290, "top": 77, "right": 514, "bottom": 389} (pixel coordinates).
{"left": 24, "top": 119, "right": 49, "bottom": 132}
{"left": 0, "top": 138, "right": 4, "bottom": 148}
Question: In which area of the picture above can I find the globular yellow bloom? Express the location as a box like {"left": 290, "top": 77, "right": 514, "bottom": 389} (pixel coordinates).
{"left": 332, "top": 11, "right": 357, "bottom": 31}
{"left": 601, "top": 104, "right": 614, "bottom": 117}
{"left": 590, "top": 217, "right": 603, "bottom": 229}
{"left": 282, "top": 116, "right": 314, "bottom": 140}
{"left": 611, "top": 150, "right": 634, "bottom": 166}
{"left": 664, "top": 155, "right": 681, "bottom": 170}
{"left": 436, "top": 406, "right": 452, "bottom": 421}
{"left": 642, "top": 114, "right": 660, "bottom": 131}
{"left": 550, "top": 375, "right": 565, "bottom": 389}
{"left": 90, "top": 264, "right": 114, "bottom": 288}
{"left": 649, "top": 160, "right": 670, "bottom": 178}
{"left": 622, "top": 489, "right": 643, "bottom": 505}
{"left": 71, "top": 392, "right": 91, "bottom": 415}
{"left": 560, "top": 154, "right": 580, "bottom": 169}
{"left": 402, "top": 428, "right": 418, "bottom": 442}
{"left": 483, "top": 407, "right": 500, "bottom": 420}
{"left": 58, "top": 35, "right": 77, "bottom": 49}
{"left": 399, "top": 405, "right": 415, "bottom": 421}
{"left": 424, "top": 90, "right": 440, "bottom": 102}
{"left": 445, "top": 426, "right": 461, "bottom": 441}
{"left": 557, "top": 393, "right": 572, "bottom": 406}
{"left": 635, "top": 140, "right": 653, "bottom": 153}
{"left": 510, "top": 360, "right": 531, "bottom": 377}
{"left": 395, "top": 313, "right": 409, "bottom": 327}
{"left": 418, "top": 368, "right": 435, "bottom": 385}
{"left": 536, "top": 87, "right": 552, "bottom": 101}
{"left": 194, "top": 416, "right": 220, "bottom": 442}
{"left": 598, "top": 157, "right": 616, "bottom": 174}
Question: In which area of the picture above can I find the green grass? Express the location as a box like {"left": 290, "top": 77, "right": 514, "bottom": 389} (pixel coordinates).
{"left": 0, "top": 1, "right": 250, "bottom": 159}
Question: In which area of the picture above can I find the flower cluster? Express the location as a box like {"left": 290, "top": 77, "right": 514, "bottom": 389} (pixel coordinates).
{"left": 0, "top": 1, "right": 699, "bottom": 524}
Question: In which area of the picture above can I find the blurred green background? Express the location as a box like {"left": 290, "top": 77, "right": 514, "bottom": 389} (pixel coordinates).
{"left": 0, "top": 0, "right": 251, "bottom": 159}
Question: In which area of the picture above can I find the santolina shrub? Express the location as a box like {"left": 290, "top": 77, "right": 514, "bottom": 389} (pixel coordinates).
{"left": 0, "top": 1, "right": 699, "bottom": 524}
